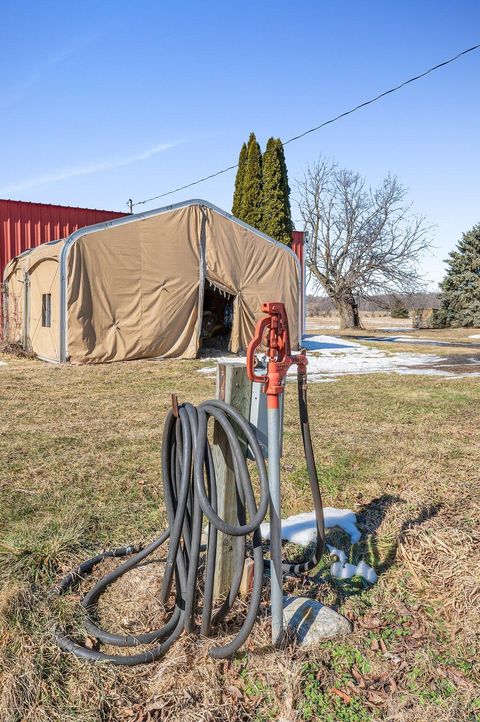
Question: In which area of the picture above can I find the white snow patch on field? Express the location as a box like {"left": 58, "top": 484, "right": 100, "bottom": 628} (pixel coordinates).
{"left": 300, "top": 335, "right": 446, "bottom": 379}
{"left": 260, "top": 509, "right": 377, "bottom": 584}
{"left": 260, "top": 508, "right": 361, "bottom": 545}
{"left": 469, "top": 334, "right": 480, "bottom": 339}
{"left": 198, "top": 334, "right": 454, "bottom": 381}
{"left": 328, "top": 550, "right": 378, "bottom": 584}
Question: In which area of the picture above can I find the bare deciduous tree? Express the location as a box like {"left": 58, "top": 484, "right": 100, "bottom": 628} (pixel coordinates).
{"left": 296, "top": 158, "right": 431, "bottom": 329}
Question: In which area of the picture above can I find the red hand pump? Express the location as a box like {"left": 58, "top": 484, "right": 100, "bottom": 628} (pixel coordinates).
{"left": 246, "top": 302, "right": 307, "bottom": 407}
{"left": 246, "top": 302, "right": 307, "bottom": 644}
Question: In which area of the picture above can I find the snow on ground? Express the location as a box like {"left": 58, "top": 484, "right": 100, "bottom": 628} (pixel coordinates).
{"left": 328, "top": 550, "right": 378, "bottom": 584}
{"left": 469, "top": 334, "right": 480, "bottom": 339}
{"left": 300, "top": 335, "right": 447, "bottom": 379}
{"left": 260, "top": 508, "right": 377, "bottom": 584}
{"left": 198, "top": 334, "right": 457, "bottom": 381}
{"left": 199, "top": 334, "right": 480, "bottom": 381}
{"left": 260, "top": 508, "right": 361, "bottom": 545}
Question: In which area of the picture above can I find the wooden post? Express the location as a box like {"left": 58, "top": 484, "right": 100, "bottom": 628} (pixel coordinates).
{"left": 212, "top": 362, "right": 252, "bottom": 599}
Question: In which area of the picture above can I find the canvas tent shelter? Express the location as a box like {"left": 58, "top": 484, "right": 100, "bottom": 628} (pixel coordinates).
{"left": 2, "top": 200, "right": 300, "bottom": 363}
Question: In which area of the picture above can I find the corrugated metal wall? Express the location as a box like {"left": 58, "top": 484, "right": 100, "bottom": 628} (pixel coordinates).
{"left": 291, "top": 230, "right": 305, "bottom": 336}
{"left": 0, "top": 199, "right": 127, "bottom": 281}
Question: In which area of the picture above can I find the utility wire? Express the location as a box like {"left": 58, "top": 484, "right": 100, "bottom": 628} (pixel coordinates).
{"left": 131, "top": 42, "right": 480, "bottom": 208}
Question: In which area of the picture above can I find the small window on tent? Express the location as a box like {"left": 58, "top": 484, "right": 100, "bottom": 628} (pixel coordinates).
{"left": 42, "top": 294, "right": 51, "bottom": 327}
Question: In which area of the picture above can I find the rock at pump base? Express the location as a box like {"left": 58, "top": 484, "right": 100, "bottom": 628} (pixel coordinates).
{"left": 283, "top": 596, "right": 352, "bottom": 645}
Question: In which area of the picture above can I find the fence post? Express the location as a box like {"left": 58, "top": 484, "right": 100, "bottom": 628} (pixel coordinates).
{"left": 212, "top": 362, "right": 252, "bottom": 599}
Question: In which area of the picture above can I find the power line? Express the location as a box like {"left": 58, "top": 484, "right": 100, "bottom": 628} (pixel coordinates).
{"left": 131, "top": 42, "right": 480, "bottom": 209}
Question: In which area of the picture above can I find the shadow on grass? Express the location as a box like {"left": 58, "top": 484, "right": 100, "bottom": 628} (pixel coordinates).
{"left": 307, "top": 494, "right": 442, "bottom": 608}
{"left": 358, "top": 495, "right": 442, "bottom": 577}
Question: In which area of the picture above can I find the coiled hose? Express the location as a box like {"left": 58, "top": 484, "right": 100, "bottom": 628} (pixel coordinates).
{"left": 55, "top": 371, "right": 325, "bottom": 665}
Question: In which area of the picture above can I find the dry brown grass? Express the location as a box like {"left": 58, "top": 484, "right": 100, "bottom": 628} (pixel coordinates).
{"left": 1, "top": 350, "right": 479, "bottom": 721}
{"left": 0, "top": 339, "right": 36, "bottom": 358}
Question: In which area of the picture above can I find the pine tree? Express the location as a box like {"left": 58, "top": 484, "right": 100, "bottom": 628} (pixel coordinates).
{"left": 260, "top": 137, "right": 293, "bottom": 245}
{"left": 239, "top": 132, "right": 263, "bottom": 230}
{"left": 439, "top": 223, "right": 480, "bottom": 327}
{"left": 232, "top": 142, "right": 247, "bottom": 217}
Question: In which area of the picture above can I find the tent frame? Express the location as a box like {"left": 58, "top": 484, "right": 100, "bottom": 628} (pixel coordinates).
{"left": 6, "top": 200, "right": 301, "bottom": 363}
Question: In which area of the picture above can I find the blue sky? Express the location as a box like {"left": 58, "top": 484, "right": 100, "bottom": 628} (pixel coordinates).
{"left": 1, "top": 1, "right": 479, "bottom": 288}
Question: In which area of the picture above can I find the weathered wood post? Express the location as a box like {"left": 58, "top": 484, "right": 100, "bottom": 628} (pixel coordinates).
{"left": 212, "top": 362, "right": 252, "bottom": 598}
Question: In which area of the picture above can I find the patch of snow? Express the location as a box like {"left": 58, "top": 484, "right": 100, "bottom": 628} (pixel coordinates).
{"left": 327, "top": 545, "right": 347, "bottom": 564}
{"left": 303, "top": 350, "right": 444, "bottom": 379}
{"left": 469, "top": 334, "right": 480, "bottom": 339}
{"left": 0, "top": 361, "right": 6, "bottom": 367}
{"left": 302, "top": 335, "right": 361, "bottom": 351}
{"left": 328, "top": 549, "right": 378, "bottom": 584}
{"left": 261, "top": 509, "right": 377, "bottom": 585}
{"left": 197, "top": 333, "right": 469, "bottom": 381}
{"left": 260, "top": 508, "right": 361, "bottom": 545}
{"left": 299, "top": 337, "right": 445, "bottom": 379}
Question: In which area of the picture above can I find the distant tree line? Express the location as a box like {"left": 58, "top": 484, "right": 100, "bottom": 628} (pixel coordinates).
{"left": 232, "top": 133, "right": 293, "bottom": 245}
{"left": 306, "top": 292, "right": 441, "bottom": 317}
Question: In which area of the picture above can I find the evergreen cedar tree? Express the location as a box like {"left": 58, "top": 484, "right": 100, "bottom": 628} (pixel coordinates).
{"left": 239, "top": 132, "right": 263, "bottom": 231}
{"left": 438, "top": 223, "right": 480, "bottom": 327}
{"left": 260, "top": 138, "right": 293, "bottom": 245}
{"left": 232, "top": 133, "right": 293, "bottom": 246}
{"left": 232, "top": 142, "right": 247, "bottom": 218}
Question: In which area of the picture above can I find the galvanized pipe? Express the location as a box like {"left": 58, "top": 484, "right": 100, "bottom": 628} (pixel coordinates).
{"left": 267, "top": 403, "right": 284, "bottom": 646}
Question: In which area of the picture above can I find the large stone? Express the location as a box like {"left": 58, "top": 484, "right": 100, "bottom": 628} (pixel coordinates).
{"left": 283, "top": 595, "right": 352, "bottom": 645}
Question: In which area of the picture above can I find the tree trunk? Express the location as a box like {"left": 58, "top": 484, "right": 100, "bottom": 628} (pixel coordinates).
{"left": 336, "top": 295, "right": 363, "bottom": 329}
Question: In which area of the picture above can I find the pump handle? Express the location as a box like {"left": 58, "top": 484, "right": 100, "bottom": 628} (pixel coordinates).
{"left": 246, "top": 315, "right": 270, "bottom": 384}
{"left": 246, "top": 302, "right": 308, "bottom": 398}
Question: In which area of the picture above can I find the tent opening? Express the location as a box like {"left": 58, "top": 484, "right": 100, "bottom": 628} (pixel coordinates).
{"left": 200, "top": 281, "right": 234, "bottom": 352}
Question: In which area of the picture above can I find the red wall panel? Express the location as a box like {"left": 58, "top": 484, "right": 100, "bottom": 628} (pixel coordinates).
{"left": 291, "top": 230, "right": 305, "bottom": 336}
{"left": 0, "top": 199, "right": 127, "bottom": 281}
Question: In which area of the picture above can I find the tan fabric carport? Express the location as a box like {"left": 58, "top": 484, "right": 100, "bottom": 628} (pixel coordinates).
{"left": 3, "top": 200, "right": 301, "bottom": 364}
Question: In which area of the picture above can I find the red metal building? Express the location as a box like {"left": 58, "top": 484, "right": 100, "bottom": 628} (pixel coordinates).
{"left": 0, "top": 199, "right": 127, "bottom": 282}
{"left": 291, "top": 230, "right": 306, "bottom": 336}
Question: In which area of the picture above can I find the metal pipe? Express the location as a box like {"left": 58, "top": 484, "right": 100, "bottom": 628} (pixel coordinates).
{"left": 267, "top": 402, "right": 284, "bottom": 646}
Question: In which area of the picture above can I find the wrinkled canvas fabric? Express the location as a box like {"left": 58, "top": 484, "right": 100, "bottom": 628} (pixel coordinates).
{"left": 4, "top": 203, "right": 300, "bottom": 364}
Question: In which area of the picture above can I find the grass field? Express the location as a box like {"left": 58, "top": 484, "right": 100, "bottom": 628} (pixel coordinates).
{"left": 1, "top": 338, "right": 479, "bottom": 721}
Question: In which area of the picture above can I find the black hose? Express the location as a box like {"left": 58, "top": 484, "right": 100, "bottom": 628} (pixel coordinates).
{"left": 280, "top": 371, "right": 325, "bottom": 574}
{"left": 54, "top": 372, "right": 325, "bottom": 665}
